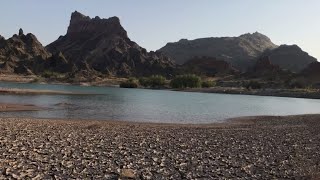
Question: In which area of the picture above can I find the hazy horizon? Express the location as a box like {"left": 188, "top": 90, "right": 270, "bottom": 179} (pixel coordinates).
{"left": 0, "top": 0, "right": 319, "bottom": 60}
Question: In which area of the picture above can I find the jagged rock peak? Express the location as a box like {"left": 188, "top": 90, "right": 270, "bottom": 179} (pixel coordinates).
{"left": 240, "top": 31, "right": 268, "bottom": 37}
{"left": 4, "top": 32, "right": 51, "bottom": 60}
{"left": 67, "top": 11, "right": 124, "bottom": 36}
{"left": 70, "top": 11, "right": 90, "bottom": 21}
{"left": 19, "top": 28, "right": 24, "bottom": 36}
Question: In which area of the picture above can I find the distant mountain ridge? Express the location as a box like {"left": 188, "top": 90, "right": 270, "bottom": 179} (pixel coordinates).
{"left": 158, "top": 32, "right": 278, "bottom": 70}
{"left": 158, "top": 33, "right": 317, "bottom": 73}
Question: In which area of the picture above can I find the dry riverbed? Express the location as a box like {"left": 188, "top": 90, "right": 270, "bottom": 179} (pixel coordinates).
{"left": 0, "top": 115, "right": 319, "bottom": 179}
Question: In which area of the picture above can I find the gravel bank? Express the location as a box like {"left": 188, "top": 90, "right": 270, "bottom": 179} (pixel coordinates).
{"left": 0, "top": 115, "right": 319, "bottom": 179}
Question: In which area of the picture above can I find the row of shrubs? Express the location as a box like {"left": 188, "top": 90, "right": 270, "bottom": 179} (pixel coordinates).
{"left": 120, "top": 74, "right": 216, "bottom": 89}
{"left": 139, "top": 75, "right": 166, "bottom": 88}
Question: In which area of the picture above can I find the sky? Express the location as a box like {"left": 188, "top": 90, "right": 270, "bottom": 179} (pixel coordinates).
{"left": 0, "top": 0, "right": 319, "bottom": 60}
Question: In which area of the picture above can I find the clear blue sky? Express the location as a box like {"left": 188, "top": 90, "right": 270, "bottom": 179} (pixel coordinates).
{"left": 0, "top": 0, "right": 319, "bottom": 60}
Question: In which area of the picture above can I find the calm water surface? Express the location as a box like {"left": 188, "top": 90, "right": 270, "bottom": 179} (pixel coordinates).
{"left": 0, "top": 82, "right": 320, "bottom": 124}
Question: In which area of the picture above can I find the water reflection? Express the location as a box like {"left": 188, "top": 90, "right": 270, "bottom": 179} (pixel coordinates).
{"left": 0, "top": 82, "right": 320, "bottom": 123}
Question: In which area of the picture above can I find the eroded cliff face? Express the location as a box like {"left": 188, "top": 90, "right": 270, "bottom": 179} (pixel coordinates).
{"left": 67, "top": 11, "right": 127, "bottom": 38}
{"left": 47, "top": 11, "right": 175, "bottom": 77}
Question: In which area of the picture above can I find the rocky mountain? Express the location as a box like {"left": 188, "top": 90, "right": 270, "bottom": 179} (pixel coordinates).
{"left": 0, "top": 29, "right": 52, "bottom": 74}
{"left": 261, "top": 45, "right": 317, "bottom": 73}
{"left": 245, "top": 56, "right": 290, "bottom": 79}
{"left": 158, "top": 32, "right": 278, "bottom": 71}
{"left": 181, "top": 56, "right": 239, "bottom": 77}
{"left": 300, "top": 62, "right": 320, "bottom": 82}
{"left": 47, "top": 11, "right": 175, "bottom": 77}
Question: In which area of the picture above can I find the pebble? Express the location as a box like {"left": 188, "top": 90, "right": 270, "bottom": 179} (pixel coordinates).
{"left": 0, "top": 116, "right": 319, "bottom": 179}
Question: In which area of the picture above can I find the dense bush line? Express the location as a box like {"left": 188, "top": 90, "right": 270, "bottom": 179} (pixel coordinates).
{"left": 170, "top": 74, "right": 202, "bottom": 88}
{"left": 139, "top": 75, "right": 166, "bottom": 88}
{"left": 121, "top": 74, "right": 218, "bottom": 89}
{"left": 120, "top": 78, "right": 138, "bottom": 88}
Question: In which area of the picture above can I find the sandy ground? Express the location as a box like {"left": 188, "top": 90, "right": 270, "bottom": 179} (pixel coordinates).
{"left": 0, "top": 103, "right": 42, "bottom": 112}
{"left": 0, "top": 115, "right": 319, "bottom": 179}
{"left": 0, "top": 75, "right": 37, "bottom": 83}
{"left": 0, "top": 88, "right": 98, "bottom": 95}
{"left": 0, "top": 74, "right": 125, "bottom": 87}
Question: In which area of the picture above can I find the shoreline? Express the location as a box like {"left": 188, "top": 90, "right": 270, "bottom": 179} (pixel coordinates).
{"left": 0, "top": 113, "right": 318, "bottom": 127}
{"left": 0, "top": 79, "right": 320, "bottom": 99}
{"left": 0, "top": 87, "right": 101, "bottom": 95}
{"left": 0, "top": 115, "right": 319, "bottom": 179}
{"left": 0, "top": 103, "right": 43, "bottom": 112}
{"left": 173, "top": 87, "right": 320, "bottom": 99}
{"left": 0, "top": 75, "right": 320, "bottom": 99}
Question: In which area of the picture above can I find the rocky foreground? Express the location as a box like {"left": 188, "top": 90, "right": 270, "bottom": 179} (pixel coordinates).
{"left": 0, "top": 115, "right": 319, "bottom": 179}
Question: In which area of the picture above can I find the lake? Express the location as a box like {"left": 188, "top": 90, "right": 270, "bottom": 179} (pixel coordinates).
{"left": 0, "top": 82, "right": 320, "bottom": 124}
